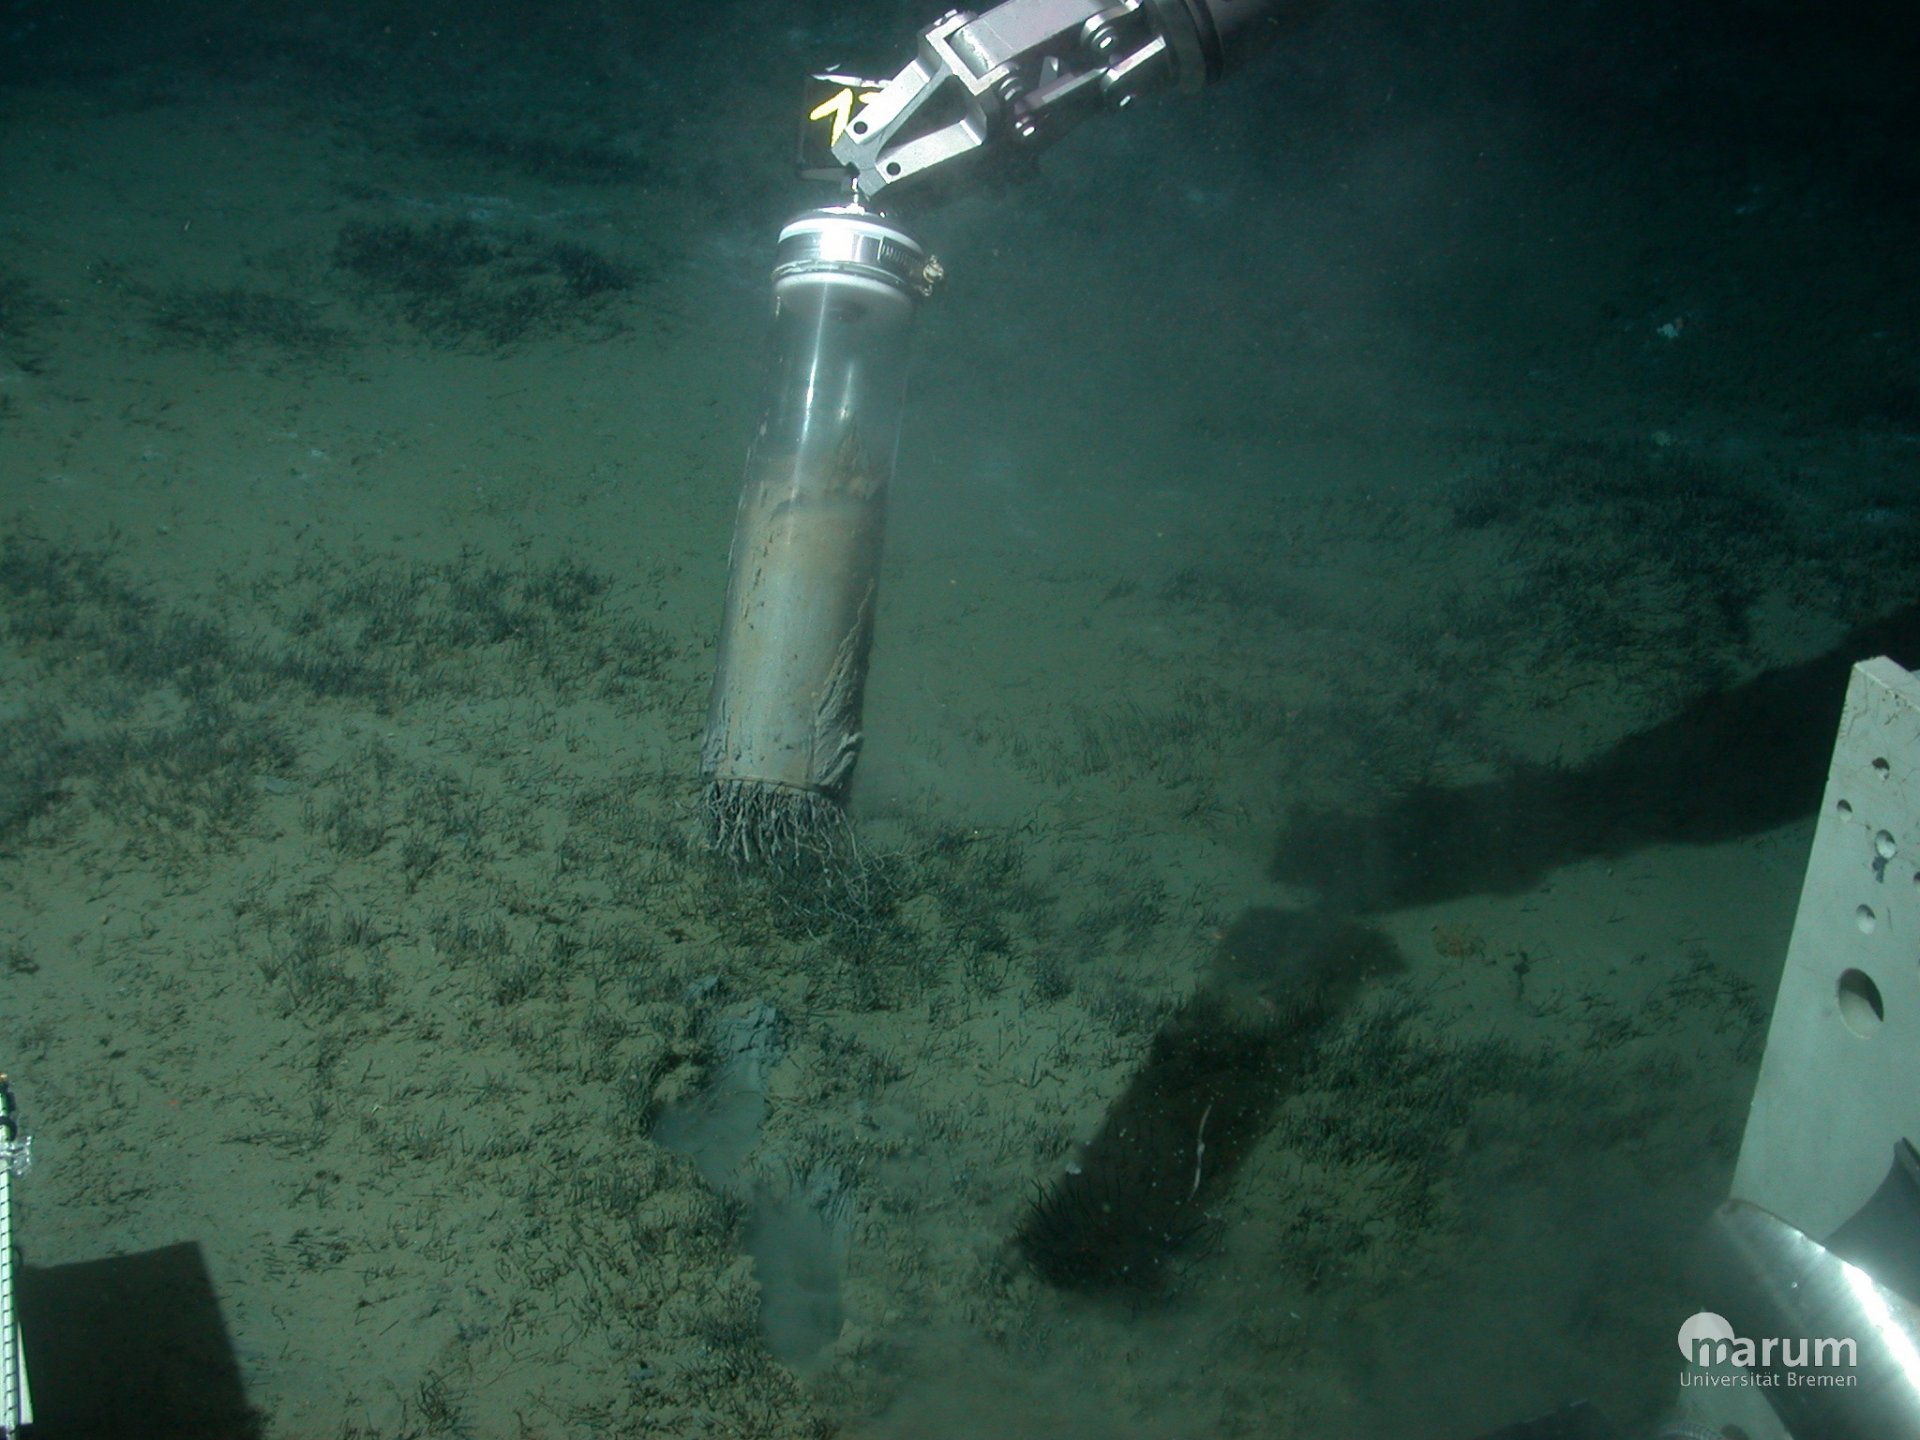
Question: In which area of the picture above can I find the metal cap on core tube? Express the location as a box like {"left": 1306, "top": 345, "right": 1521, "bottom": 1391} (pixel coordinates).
{"left": 773, "top": 207, "right": 940, "bottom": 300}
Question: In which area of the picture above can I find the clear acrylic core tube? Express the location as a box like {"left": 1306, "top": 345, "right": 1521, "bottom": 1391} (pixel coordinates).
{"left": 701, "top": 208, "right": 930, "bottom": 867}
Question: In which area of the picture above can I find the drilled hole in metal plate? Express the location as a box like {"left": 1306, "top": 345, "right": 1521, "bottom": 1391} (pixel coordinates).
{"left": 1838, "top": 968, "right": 1884, "bottom": 1036}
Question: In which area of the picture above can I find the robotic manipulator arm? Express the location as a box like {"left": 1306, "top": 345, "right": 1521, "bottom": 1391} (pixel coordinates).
{"left": 822, "top": 0, "right": 1314, "bottom": 205}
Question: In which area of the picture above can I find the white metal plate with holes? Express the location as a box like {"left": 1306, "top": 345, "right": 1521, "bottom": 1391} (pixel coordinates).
{"left": 1733, "top": 655, "right": 1920, "bottom": 1239}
